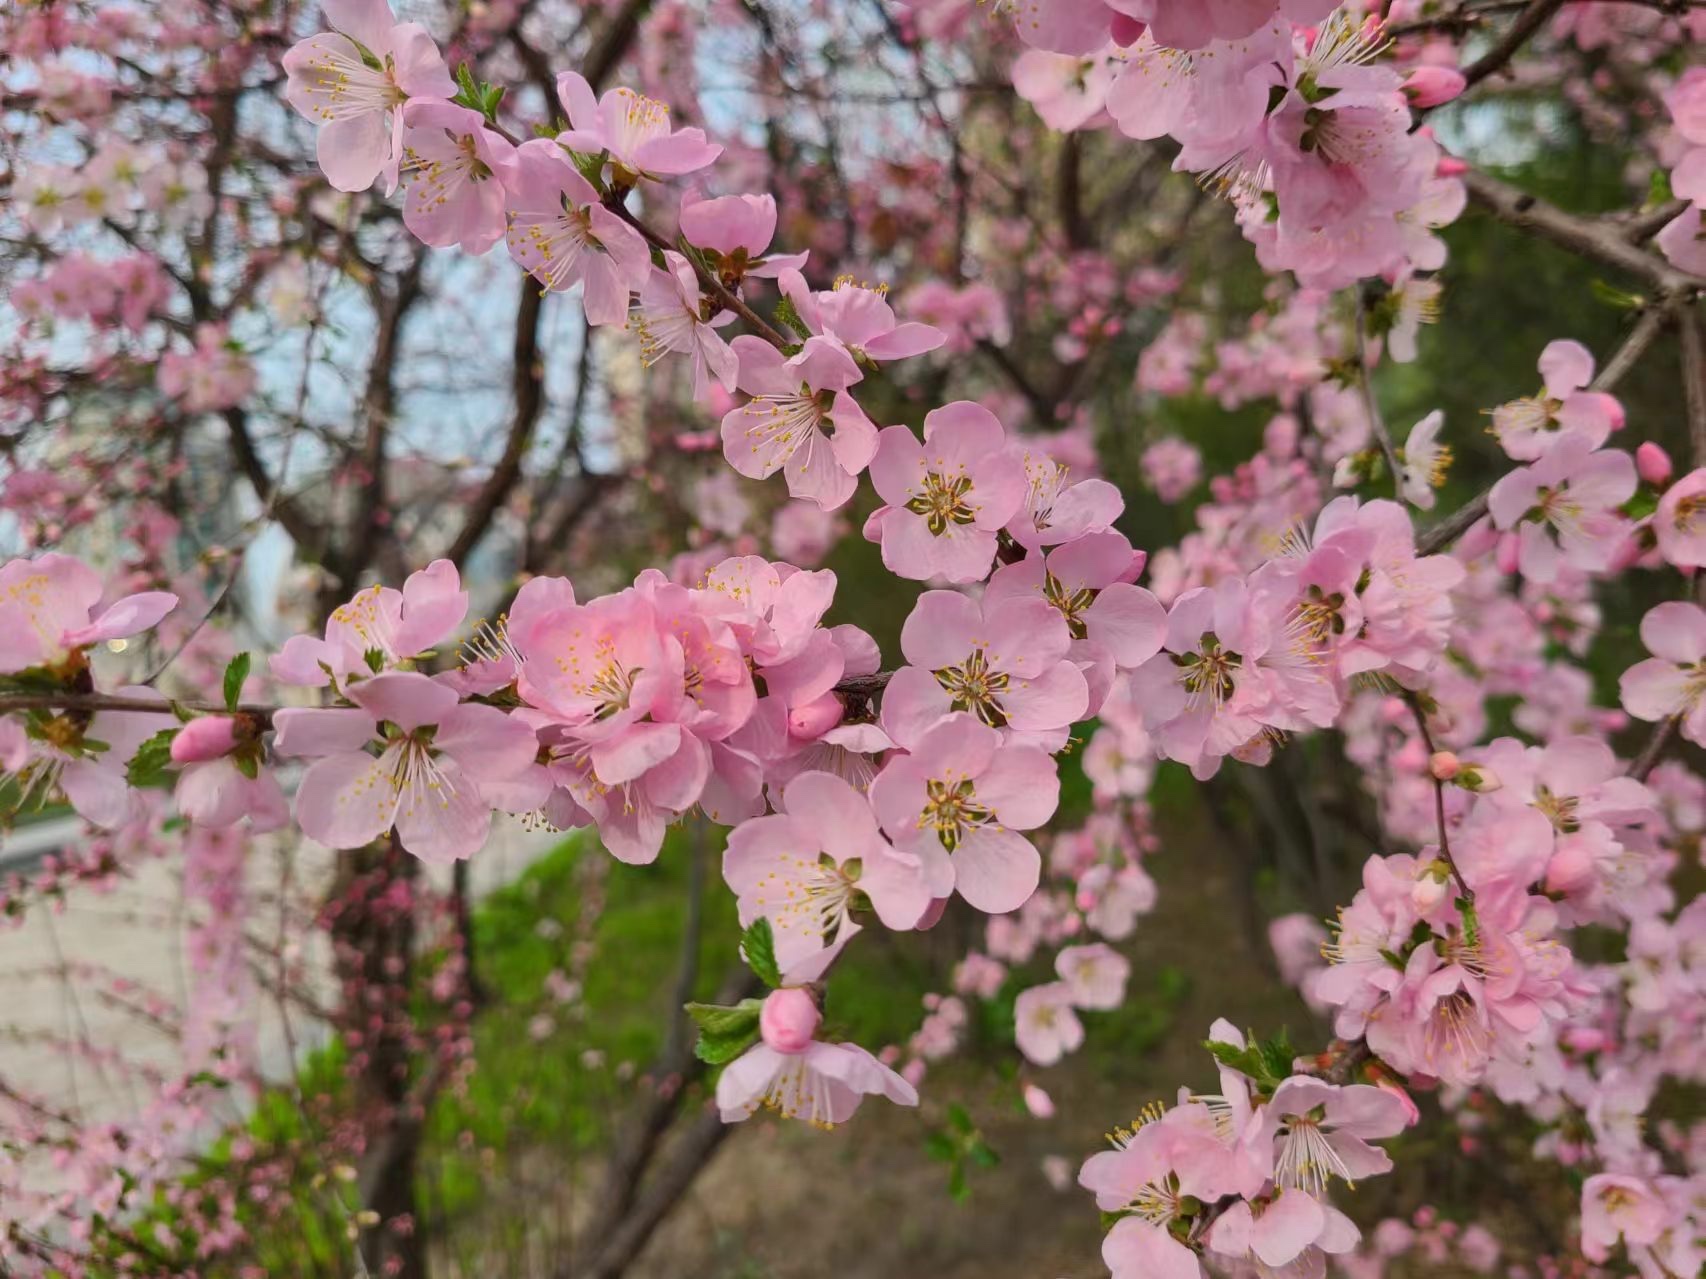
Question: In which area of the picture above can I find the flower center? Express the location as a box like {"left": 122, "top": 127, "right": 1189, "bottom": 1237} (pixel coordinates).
{"left": 1043, "top": 570, "right": 1094, "bottom": 639}
{"left": 920, "top": 776, "right": 993, "bottom": 852}
{"left": 906, "top": 471, "right": 977, "bottom": 536}
{"left": 934, "top": 649, "right": 1011, "bottom": 727}
{"left": 1173, "top": 632, "right": 1242, "bottom": 706}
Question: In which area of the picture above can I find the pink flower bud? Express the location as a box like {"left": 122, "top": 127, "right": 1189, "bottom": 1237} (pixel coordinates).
{"left": 1023, "top": 1083, "right": 1055, "bottom": 1119}
{"left": 1109, "top": 13, "right": 1146, "bottom": 45}
{"left": 1544, "top": 842, "right": 1595, "bottom": 895}
{"left": 1495, "top": 532, "right": 1521, "bottom": 576}
{"left": 170, "top": 715, "right": 240, "bottom": 763}
{"left": 787, "top": 692, "right": 844, "bottom": 740}
{"left": 1404, "top": 66, "right": 1467, "bottom": 108}
{"left": 1412, "top": 869, "right": 1449, "bottom": 912}
{"left": 758, "top": 987, "right": 821, "bottom": 1055}
{"left": 1436, "top": 155, "right": 1468, "bottom": 177}
{"left": 1429, "top": 751, "right": 1460, "bottom": 780}
{"left": 1637, "top": 441, "right": 1674, "bottom": 487}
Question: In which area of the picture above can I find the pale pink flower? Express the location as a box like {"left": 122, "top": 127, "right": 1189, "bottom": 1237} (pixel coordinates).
{"left": 1008, "top": 447, "right": 1125, "bottom": 550}
{"left": 1620, "top": 601, "right": 1706, "bottom": 746}
{"left": 282, "top": 0, "right": 455, "bottom": 193}
{"left": 777, "top": 269, "right": 946, "bottom": 366}
{"left": 277, "top": 671, "right": 539, "bottom": 863}
{"left": 1259, "top": 1076, "right": 1410, "bottom": 1198}
{"left": 865, "top": 402, "right": 1026, "bottom": 584}
{"left": 397, "top": 100, "right": 516, "bottom": 254}
{"left": 1490, "top": 339, "right": 1621, "bottom": 461}
{"left": 503, "top": 138, "right": 651, "bottom": 327}
{"left": 554, "top": 73, "right": 722, "bottom": 183}
{"left": 633, "top": 251, "right": 739, "bottom": 400}
{"left": 869, "top": 713, "right": 1059, "bottom": 914}
{"left": 271, "top": 559, "right": 468, "bottom": 690}
{"left": 678, "top": 191, "right": 807, "bottom": 280}
{"left": 1055, "top": 942, "right": 1129, "bottom": 1009}
{"left": 0, "top": 553, "right": 177, "bottom": 674}
{"left": 1488, "top": 435, "right": 1636, "bottom": 583}
{"left": 1206, "top": 1191, "right": 1361, "bottom": 1273}
{"left": 1014, "top": 982, "right": 1084, "bottom": 1065}
{"left": 158, "top": 324, "right": 256, "bottom": 412}
{"left": 722, "top": 770, "right": 930, "bottom": 976}
{"left": 1012, "top": 46, "right": 1120, "bottom": 132}
{"left": 987, "top": 530, "right": 1166, "bottom": 673}
{"left": 880, "top": 589, "right": 1089, "bottom": 749}
{"left": 1141, "top": 437, "right": 1203, "bottom": 504}
{"left": 1654, "top": 467, "right": 1706, "bottom": 568}
{"left": 0, "top": 688, "right": 171, "bottom": 829}
{"left": 719, "top": 335, "right": 875, "bottom": 511}
{"left": 1580, "top": 1174, "right": 1670, "bottom": 1264}
{"left": 716, "top": 989, "right": 917, "bottom": 1126}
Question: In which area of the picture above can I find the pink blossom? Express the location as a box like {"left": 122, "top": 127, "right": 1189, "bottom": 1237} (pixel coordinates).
{"left": 880, "top": 588, "right": 1089, "bottom": 750}
{"left": 869, "top": 713, "right": 1058, "bottom": 914}
{"left": 777, "top": 269, "right": 946, "bottom": 367}
{"left": 397, "top": 100, "right": 516, "bottom": 254}
{"left": 1620, "top": 601, "right": 1706, "bottom": 747}
{"left": 1056, "top": 942, "right": 1130, "bottom": 1009}
{"left": 1141, "top": 437, "right": 1203, "bottom": 504}
{"left": 282, "top": 0, "right": 455, "bottom": 193}
{"left": 1491, "top": 339, "right": 1621, "bottom": 461}
{"left": 271, "top": 559, "right": 468, "bottom": 690}
{"left": 717, "top": 995, "right": 917, "bottom": 1126}
{"left": 1206, "top": 1191, "right": 1361, "bottom": 1273}
{"left": 276, "top": 671, "right": 540, "bottom": 863}
{"left": 1654, "top": 467, "right": 1706, "bottom": 568}
{"left": 554, "top": 73, "right": 722, "bottom": 184}
{"left": 1579, "top": 1174, "right": 1670, "bottom": 1264}
{"left": 678, "top": 191, "right": 807, "bottom": 280}
{"left": 866, "top": 402, "right": 1026, "bottom": 583}
{"left": 1488, "top": 435, "right": 1636, "bottom": 583}
{"left": 158, "top": 324, "right": 256, "bottom": 412}
{"left": 1015, "top": 982, "right": 1084, "bottom": 1065}
{"left": 503, "top": 138, "right": 651, "bottom": 327}
{"left": 984, "top": 532, "right": 1165, "bottom": 676}
{"left": 723, "top": 771, "right": 930, "bottom": 976}
{"left": 1008, "top": 447, "right": 1126, "bottom": 551}
{"left": 719, "top": 335, "right": 875, "bottom": 510}
{"left": 1259, "top": 1076, "right": 1410, "bottom": 1198}
{"left": 0, "top": 687, "right": 171, "bottom": 829}
{"left": 633, "top": 251, "right": 739, "bottom": 400}
{"left": 0, "top": 553, "right": 177, "bottom": 673}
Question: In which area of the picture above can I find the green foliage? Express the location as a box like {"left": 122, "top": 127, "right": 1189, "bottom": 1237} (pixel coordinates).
{"left": 687, "top": 998, "right": 764, "bottom": 1065}
{"left": 221, "top": 653, "right": 250, "bottom": 711}
{"left": 125, "top": 728, "right": 179, "bottom": 788}
{"left": 739, "top": 917, "right": 782, "bottom": 989}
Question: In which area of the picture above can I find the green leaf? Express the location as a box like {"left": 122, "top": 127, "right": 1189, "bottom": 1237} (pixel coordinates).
{"left": 1623, "top": 489, "right": 1659, "bottom": 521}
{"left": 126, "top": 729, "right": 180, "bottom": 788}
{"left": 1256, "top": 1028, "right": 1296, "bottom": 1083}
{"left": 685, "top": 999, "right": 763, "bottom": 1037}
{"left": 234, "top": 752, "right": 260, "bottom": 781}
{"left": 222, "top": 653, "right": 251, "bottom": 712}
{"left": 773, "top": 295, "right": 814, "bottom": 341}
{"left": 967, "top": 1141, "right": 1000, "bottom": 1169}
{"left": 1203, "top": 1039, "right": 1262, "bottom": 1080}
{"left": 946, "top": 1162, "right": 969, "bottom": 1202}
{"left": 693, "top": 1026, "right": 760, "bottom": 1066}
{"left": 923, "top": 1131, "right": 957, "bottom": 1162}
{"left": 364, "top": 648, "right": 386, "bottom": 673}
{"left": 946, "top": 1102, "right": 974, "bottom": 1135}
{"left": 739, "top": 918, "right": 782, "bottom": 989}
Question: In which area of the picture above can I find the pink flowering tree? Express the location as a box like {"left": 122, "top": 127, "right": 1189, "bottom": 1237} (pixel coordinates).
{"left": 1, "top": 0, "right": 1705, "bottom": 1277}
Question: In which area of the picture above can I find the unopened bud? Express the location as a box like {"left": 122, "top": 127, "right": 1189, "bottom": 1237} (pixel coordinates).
{"left": 1637, "top": 441, "right": 1674, "bottom": 487}
{"left": 1429, "top": 750, "right": 1460, "bottom": 781}
{"left": 1404, "top": 66, "right": 1467, "bottom": 108}
{"left": 787, "top": 692, "right": 844, "bottom": 740}
{"left": 170, "top": 715, "right": 240, "bottom": 764}
{"left": 1412, "top": 860, "right": 1452, "bottom": 911}
{"left": 759, "top": 987, "right": 822, "bottom": 1055}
